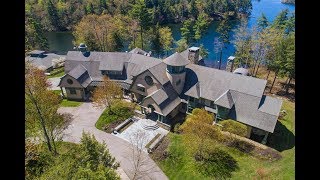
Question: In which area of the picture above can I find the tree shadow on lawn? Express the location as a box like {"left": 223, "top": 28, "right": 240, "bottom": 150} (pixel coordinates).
{"left": 267, "top": 121, "right": 295, "bottom": 152}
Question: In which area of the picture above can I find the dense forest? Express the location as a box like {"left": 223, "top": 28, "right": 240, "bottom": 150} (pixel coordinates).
{"left": 25, "top": 0, "right": 252, "bottom": 53}
{"left": 26, "top": 0, "right": 252, "bottom": 31}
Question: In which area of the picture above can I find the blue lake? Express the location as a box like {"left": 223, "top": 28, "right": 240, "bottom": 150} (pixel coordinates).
{"left": 45, "top": 0, "right": 295, "bottom": 68}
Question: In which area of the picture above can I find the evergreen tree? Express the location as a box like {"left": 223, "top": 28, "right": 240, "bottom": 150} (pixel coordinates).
{"left": 130, "top": 0, "right": 152, "bottom": 49}
{"left": 272, "top": 9, "right": 289, "bottom": 29}
{"left": 189, "top": 0, "right": 198, "bottom": 18}
{"left": 151, "top": 23, "right": 163, "bottom": 56}
{"left": 257, "top": 13, "right": 268, "bottom": 30}
{"left": 25, "top": 17, "right": 48, "bottom": 51}
{"left": 216, "top": 18, "right": 231, "bottom": 69}
{"left": 46, "top": 0, "right": 62, "bottom": 30}
{"left": 181, "top": 19, "right": 194, "bottom": 44}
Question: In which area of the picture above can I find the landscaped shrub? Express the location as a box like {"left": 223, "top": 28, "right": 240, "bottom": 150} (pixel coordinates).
{"left": 254, "top": 147, "right": 282, "bottom": 161}
{"left": 95, "top": 100, "right": 135, "bottom": 132}
{"left": 278, "top": 110, "right": 287, "bottom": 120}
{"left": 226, "top": 139, "right": 255, "bottom": 153}
{"left": 220, "top": 119, "right": 248, "bottom": 137}
{"left": 196, "top": 147, "right": 239, "bottom": 179}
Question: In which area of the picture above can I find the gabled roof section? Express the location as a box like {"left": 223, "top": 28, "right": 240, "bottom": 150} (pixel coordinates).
{"left": 163, "top": 52, "right": 189, "bottom": 66}
{"left": 228, "top": 90, "right": 282, "bottom": 133}
{"left": 184, "top": 82, "right": 200, "bottom": 98}
{"left": 148, "top": 63, "right": 170, "bottom": 85}
{"left": 214, "top": 90, "right": 234, "bottom": 109}
{"left": 184, "top": 64, "right": 267, "bottom": 101}
{"left": 25, "top": 52, "right": 61, "bottom": 70}
{"left": 67, "top": 64, "right": 92, "bottom": 88}
{"left": 258, "top": 95, "right": 283, "bottom": 116}
{"left": 99, "top": 58, "right": 125, "bottom": 71}
{"left": 68, "top": 64, "right": 87, "bottom": 79}
{"left": 129, "top": 47, "right": 148, "bottom": 55}
{"left": 149, "top": 89, "right": 169, "bottom": 105}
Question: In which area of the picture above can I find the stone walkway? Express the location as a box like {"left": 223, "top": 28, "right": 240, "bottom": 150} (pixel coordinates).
{"left": 58, "top": 102, "right": 168, "bottom": 180}
{"left": 113, "top": 119, "right": 169, "bottom": 152}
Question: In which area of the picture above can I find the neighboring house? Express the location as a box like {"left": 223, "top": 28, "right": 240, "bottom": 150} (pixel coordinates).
{"left": 58, "top": 44, "right": 282, "bottom": 144}
{"left": 25, "top": 50, "right": 65, "bottom": 73}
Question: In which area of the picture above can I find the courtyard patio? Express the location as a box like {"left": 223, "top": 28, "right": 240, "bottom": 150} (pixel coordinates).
{"left": 112, "top": 118, "right": 169, "bottom": 152}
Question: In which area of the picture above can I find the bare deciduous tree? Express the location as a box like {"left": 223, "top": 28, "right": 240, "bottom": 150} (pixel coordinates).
{"left": 127, "top": 130, "right": 159, "bottom": 179}
{"left": 91, "top": 76, "right": 123, "bottom": 111}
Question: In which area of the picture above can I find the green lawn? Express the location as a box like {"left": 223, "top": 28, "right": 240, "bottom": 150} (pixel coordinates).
{"left": 95, "top": 101, "right": 135, "bottom": 131}
{"left": 60, "top": 99, "right": 82, "bottom": 107}
{"left": 48, "top": 67, "right": 65, "bottom": 78}
{"left": 155, "top": 100, "right": 295, "bottom": 179}
{"left": 51, "top": 90, "right": 82, "bottom": 107}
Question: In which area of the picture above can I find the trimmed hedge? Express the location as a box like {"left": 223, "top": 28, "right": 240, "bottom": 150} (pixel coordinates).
{"left": 220, "top": 120, "right": 248, "bottom": 137}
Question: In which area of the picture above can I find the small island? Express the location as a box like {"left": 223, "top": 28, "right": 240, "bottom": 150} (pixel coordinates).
{"left": 281, "top": 0, "right": 295, "bottom": 4}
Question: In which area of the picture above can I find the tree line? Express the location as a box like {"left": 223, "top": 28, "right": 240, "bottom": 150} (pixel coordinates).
{"left": 26, "top": 0, "right": 252, "bottom": 32}
{"left": 26, "top": 0, "right": 252, "bottom": 56}
{"left": 232, "top": 9, "right": 295, "bottom": 94}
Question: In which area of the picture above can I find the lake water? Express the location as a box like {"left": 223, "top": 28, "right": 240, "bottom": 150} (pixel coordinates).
{"left": 45, "top": 0, "right": 295, "bottom": 68}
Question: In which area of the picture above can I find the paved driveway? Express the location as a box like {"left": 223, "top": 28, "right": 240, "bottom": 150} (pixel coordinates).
{"left": 58, "top": 103, "right": 168, "bottom": 180}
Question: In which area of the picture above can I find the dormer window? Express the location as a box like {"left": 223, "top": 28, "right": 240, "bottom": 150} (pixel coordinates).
{"left": 137, "top": 84, "right": 145, "bottom": 92}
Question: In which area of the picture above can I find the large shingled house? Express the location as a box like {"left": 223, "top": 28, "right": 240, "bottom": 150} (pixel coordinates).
{"left": 58, "top": 43, "right": 282, "bottom": 143}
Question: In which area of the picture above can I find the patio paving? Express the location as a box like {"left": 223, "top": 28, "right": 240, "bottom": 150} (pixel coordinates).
{"left": 113, "top": 118, "right": 169, "bottom": 152}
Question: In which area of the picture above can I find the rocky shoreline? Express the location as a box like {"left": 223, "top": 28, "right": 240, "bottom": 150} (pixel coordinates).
{"left": 281, "top": 0, "right": 295, "bottom": 5}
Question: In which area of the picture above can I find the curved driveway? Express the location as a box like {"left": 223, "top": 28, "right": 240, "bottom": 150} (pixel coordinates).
{"left": 58, "top": 102, "right": 168, "bottom": 180}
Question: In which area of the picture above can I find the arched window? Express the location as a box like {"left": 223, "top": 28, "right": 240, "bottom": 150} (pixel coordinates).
{"left": 67, "top": 79, "right": 73, "bottom": 84}
{"left": 145, "top": 76, "right": 154, "bottom": 86}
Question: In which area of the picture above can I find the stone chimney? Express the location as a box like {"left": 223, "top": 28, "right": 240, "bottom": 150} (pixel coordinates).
{"left": 78, "top": 43, "right": 90, "bottom": 57}
{"left": 188, "top": 47, "right": 200, "bottom": 64}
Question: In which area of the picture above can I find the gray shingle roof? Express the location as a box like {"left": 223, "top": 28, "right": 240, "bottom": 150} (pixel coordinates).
{"left": 68, "top": 64, "right": 87, "bottom": 79}
{"left": 61, "top": 49, "right": 282, "bottom": 133}
{"left": 184, "top": 64, "right": 267, "bottom": 101}
{"left": 29, "top": 50, "right": 45, "bottom": 55}
{"left": 148, "top": 63, "right": 170, "bottom": 85}
{"left": 25, "top": 53, "right": 61, "bottom": 70}
{"left": 67, "top": 64, "right": 92, "bottom": 88}
{"left": 161, "top": 97, "right": 181, "bottom": 116}
{"left": 99, "top": 59, "right": 126, "bottom": 71}
{"left": 129, "top": 47, "right": 148, "bottom": 55}
{"left": 158, "top": 82, "right": 181, "bottom": 116}
{"left": 64, "top": 51, "right": 162, "bottom": 86}
{"left": 163, "top": 52, "right": 189, "bottom": 66}
{"left": 258, "top": 95, "right": 283, "bottom": 116}
{"left": 214, "top": 90, "right": 234, "bottom": 109}
{"left": 149, "top": 89, "right": 169, "bottom": 105}
{"left": 180, "top": 49, "right": 203, "bottom": 61}
{"left": 228, "top": 90, "right": 281, "bottom": 133}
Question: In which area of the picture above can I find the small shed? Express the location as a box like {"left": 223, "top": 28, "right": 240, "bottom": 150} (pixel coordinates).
{"left": 233, "top": 68, "right": 249, "bottom": 76}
